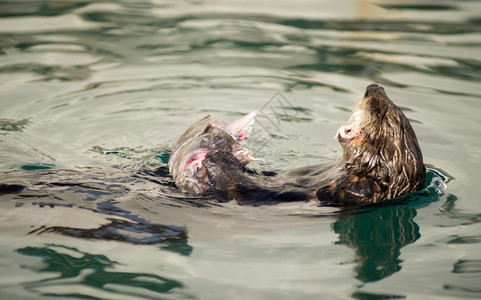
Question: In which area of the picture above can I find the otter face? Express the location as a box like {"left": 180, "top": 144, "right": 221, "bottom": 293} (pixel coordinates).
{"left": 333, "top": 84, "right": 425, "bottom": 203}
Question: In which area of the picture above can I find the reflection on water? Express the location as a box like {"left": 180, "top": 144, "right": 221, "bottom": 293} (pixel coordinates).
{"left": 0, "top": 117, "right": 30, "bottom": 134}
{"left": 332, "top": 168, "right": 449, "bottom": 287}
{"left": 334, "top": 205, "right": 419, "bottom": 283}
{"left": 2, "top": 166, "right": 194, "bottom": 256}
{"left": 5, "top": 166, "right": 451, "bottom": 298}
{"left": 445, "top": 257, "right": 481, "bottom": 298}
{"left": 4, "top": 165, "right": 449, "bottom": 292}
{"left": 439, "top": 194, "right": 481, "bottom": 225}
{"left": 1, "top": 0, "right": 480, "bottom": 299}
{"left": 31, "top": 219, "right": 192, "bottom": 255}
{"left": 17, "top": 244, "right": 183, "bottom": 299}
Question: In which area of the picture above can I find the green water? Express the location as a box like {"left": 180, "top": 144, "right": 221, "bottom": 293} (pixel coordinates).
{"left": 1, "top": 0, "right": 480, "bottom": 299}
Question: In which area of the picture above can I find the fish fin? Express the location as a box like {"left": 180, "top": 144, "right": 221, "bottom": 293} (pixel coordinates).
{"left": 226, "top": 111, "right": 257, "bottom": 141}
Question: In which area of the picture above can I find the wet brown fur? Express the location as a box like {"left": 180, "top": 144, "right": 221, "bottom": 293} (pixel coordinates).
{"left": 323, "top": 84, "right": 426, "bottom": 204}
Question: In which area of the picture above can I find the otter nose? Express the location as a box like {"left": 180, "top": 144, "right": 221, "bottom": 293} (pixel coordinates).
{"left": 364, "top": 83, "right": 382, "bottom": 98}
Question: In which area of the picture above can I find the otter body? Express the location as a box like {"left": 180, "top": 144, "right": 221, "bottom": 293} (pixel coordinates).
{"left": 169, "top": 84, "right": 426, "bottom": 205}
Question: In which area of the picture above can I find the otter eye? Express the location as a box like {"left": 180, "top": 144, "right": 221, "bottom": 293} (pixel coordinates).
{"left": 364, "top": 83, "right": 381, "bottom": 98}
{"left": 364, "top": 89, "right": 370, "bottom": 98}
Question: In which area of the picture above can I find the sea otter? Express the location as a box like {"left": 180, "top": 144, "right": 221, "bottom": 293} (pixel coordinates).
{"left": 169, "top": 84, "right": 426, "bottom": 205}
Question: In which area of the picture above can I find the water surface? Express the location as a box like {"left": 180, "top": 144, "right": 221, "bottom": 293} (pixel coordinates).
{"left": 1, "top": 0, "right": 480, "bottom": 299}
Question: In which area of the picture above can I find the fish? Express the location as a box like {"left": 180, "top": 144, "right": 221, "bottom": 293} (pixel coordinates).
{"left": 168, "top": 112, "right": 256, "bottom": 195}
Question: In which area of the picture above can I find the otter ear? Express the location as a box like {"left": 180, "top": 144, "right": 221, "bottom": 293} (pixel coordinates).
{"left": 226, "top": 111, "right": 257, "bottom": 141}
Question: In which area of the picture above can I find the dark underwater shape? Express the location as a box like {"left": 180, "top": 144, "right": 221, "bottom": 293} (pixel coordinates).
{"left": 30, "top": 219, "right": 189, "bottom": 246}
{"left": 17, "top": 244, "right": 183, "bottom": 298}
{"left": 0, "top": 167, "right": 193, "bottom": 255}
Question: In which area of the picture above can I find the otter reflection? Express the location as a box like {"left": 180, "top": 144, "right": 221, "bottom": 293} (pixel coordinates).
{"left": 17, "top": 244, "right": 183, "bottom": 297}
{"left": 333, "top": 204, "right": 420, "bottom": 283}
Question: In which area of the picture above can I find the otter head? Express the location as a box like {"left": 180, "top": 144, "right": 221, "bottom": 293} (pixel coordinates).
{"left": 333, "top": 84, "right": 426, "bottom": 203}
